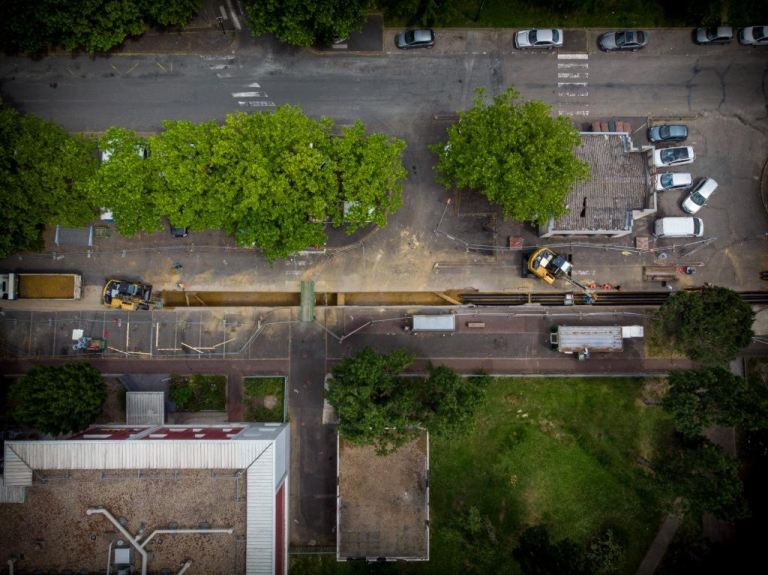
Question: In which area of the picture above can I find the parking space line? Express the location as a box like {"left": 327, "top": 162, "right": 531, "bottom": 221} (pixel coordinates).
{"left": 558, "top": 53, "right": 588, "bottom": 59}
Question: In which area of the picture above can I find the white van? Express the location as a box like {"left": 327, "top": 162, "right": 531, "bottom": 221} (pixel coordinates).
{"left": 654, "top": 217, "right": 704, "bottom": 238}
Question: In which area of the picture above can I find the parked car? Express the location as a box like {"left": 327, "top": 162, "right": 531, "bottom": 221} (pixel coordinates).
{"left": 648, "top": 124, "right": 689, "bottom": 144}
{"left": 653, "top": 146, "right": 695, "bottom": 167}
{"left": 695, "top": 26, "right": 733, "bottom": 44}
{"left": 682, "top": 178, "right": 718, "bottom": 214}
{"left": 514, "top": 29, "right": 563, "bottom": 49}
{"left": 654, "top": 217, "right": 704, "bottom": 238}
{"left": 395, "top": 29, "right": 435, "bottom": 49}
{"left": 170, "top": 226, "right": 189, "bottom": 238}
{"left": 739, "top": 26, "right": 768, "bottom": 45}
{"left": 599, "top": 30, "right": 648, "bottom": 51}
{"left": 655, "top": 172, "right": 693, "bottom": 191}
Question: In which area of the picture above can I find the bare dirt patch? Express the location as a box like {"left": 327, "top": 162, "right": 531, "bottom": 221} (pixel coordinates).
{"left": 338, "top": 433, "right": 428, "bottom": 559}
{"left": 17, "top": 274, "right": 75, "bottom": 299}
{"left": 93, "top": 378, "right": 127, "bottom": 424}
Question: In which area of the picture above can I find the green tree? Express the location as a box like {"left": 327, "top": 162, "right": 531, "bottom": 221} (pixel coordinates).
{"left": 10, "top": 362, "right": 107, "bottom": 436}
{"left": 381, "top": 0, "right": 456, "bottom": 26}
{"left": 0, "top": 99, "right": 99, "bottom": 258}
{"left": 663, "top": 368, "right": 768, "bottom": 439}
{"left": 513, "top": 525, "right": 590, "bottom": 575}
{"left": 587, "top": 530, "right": 625, "bottom": 574}
{"left": 326, "top": 347, "right": 490, "bottom": 454}
{"left": 430, "top": 86, "right": 590, "bottom": 223}
{"left": 242, "top": 0, "right": 374, "bottom": 47}
{"left": 326, "top": 346, "right": 418, "bottom": 454}
{"left": 657, "top": 287, "right": 755, "bottom": 365}
{"left": 655, "top": 440, "right": 749, "bottom": 522}
{"left": 0, "top": 0, "right": 201, "bottom": 55}
{"left": 332, "top": 120, "right": 406, "bottom": 233}
{"left": 87, "top": 127, "right": 162, "bottom": 236}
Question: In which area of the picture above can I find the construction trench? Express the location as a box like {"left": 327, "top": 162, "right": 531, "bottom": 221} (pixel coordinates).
{"left": 158, "top": 289, "right": 768, "bottom": 309}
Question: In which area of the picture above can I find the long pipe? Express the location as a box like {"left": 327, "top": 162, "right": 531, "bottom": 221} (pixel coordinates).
{"left": 7, "top": 558, "right": 16, "bottom": 575}
{"left": 140, "top": 528, "right": 234, "bottom": 549}
{"left": 106, "top": 541, "right": 114, "bottom": 575}
{"left": 177, "top": 559, "right": 193, "bottom": 575}
{"left": 87, "top": 507, "right": 149, "bottom": 575}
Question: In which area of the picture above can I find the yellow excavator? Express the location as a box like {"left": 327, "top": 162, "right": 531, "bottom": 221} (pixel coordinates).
{"left": 526, "top": 247, "right": 597, "bottom": 302}
{"left": 102, "top": 279, "right": 162, "bottom": 311}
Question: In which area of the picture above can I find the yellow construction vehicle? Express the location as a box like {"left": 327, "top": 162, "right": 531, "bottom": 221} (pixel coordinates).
{"left": 525, "top": 247, "right": 597, "bottom": 302}
{"left": 102, "top": 279, "right": 162, "bottom": 311}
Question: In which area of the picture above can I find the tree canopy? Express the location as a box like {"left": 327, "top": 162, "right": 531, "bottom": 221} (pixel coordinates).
{"left": 657, "top": 287, "right": 755, "bottom": 364}
{"left": 430, "top": 86, "right": 590, "bottom": 223}
{"left": 96, "top": 107, "right": 405, "bottom": 261}
{"left": 663, "top": 368, "right": 768, "bottom": 439}
{"left": 1, "top": 0, "right": 202, "bottom": 54}
{"left": 10, "top": 362, "right": 107, "bottom": 436}
{"left": 0, "top": 99, "right": 99, "bottom": 259}
{"left": 242, "top": 0, "right": 374, "bottom": 47}
{"left": 655, "top": 439, "right": 749, "bottom": 522}
{"left": 325, "top": 346, "right": 490, "bottom": 454}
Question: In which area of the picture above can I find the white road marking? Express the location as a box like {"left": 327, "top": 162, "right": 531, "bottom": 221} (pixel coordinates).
{"left": 217, "top": 73, "right": 233, "bottom": 78}
{"left": 201, "top": 55, "right": 232, "bottom": 60}
{"left": 232, "top": 92, "right": 265, "bottom": 97}
{"left": 218, "top": 6, "right": 228, "bottom": 20}
{"left": 558, "top": 72, "right": 588, "bottom": 78}
{"left": 559, "top": 92, "right": 589, "bottom": 97}
{"left": 247, "top": 82, "right": 260, "bottom": 88}
{"left": 558, "top": 63, "right": 588, "bottom": 68}
{"left": 238, "top": 101, "right": 276, "bottom": 107}
{"left": 225, "top": 0, "right": 241, "bottom": 30}
{"left": 558, "top": 53, "right": 589, "bottom": 59}
{"left": 557, "top": 82, "right": 588, "bottom": 86}
{"left": 558, "top": 110, "right": 590, "bottom": 116}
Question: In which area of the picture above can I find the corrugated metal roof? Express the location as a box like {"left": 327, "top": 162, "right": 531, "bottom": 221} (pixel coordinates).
{"left": 0, "top": 475, "right": 27, "bottom": 503}
{"left": 126, "top": 392, "right": 165, "bottom": 426}
{"left": 3, "top": 444, "right": 33, "bottom": 487}
{"left": 247, "top": 443, "right": 275, "bottom": 575}
{"left": 557, "top": 325, "right": 623, "bottom": 353}
{"left": 6, "top": 439, "right": 272, "bottom": 471}
{"left": 412, "top": 315, "right": 456, "bottom": 332}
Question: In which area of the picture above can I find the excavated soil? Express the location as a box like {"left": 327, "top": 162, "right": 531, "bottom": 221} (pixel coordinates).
{"left": 18, "top": 275, "right": 75, "bottom": 299}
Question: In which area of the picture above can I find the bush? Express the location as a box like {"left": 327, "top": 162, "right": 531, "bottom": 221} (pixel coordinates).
{"left": 168, "top": 374, "right": 226, "bottom": 411}
{"left": 10, "top": 362, "right": 106, "bottom": 435}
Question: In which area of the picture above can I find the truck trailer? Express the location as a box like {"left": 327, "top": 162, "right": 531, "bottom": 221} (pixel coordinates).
{"left": 0, "top": 272, "right": 83, "bottom": 300}
{"left": 550, "top": 325, "right": 644, "bottom": 359}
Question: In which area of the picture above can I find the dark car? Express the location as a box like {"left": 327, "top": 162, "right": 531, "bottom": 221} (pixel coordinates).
{"left": 695, "top": 26, "right": 733, "bottom": 44}
{"left": 170, "top": 226, "right": 189, "bottom": 238}
{"left": 599, "top": 30, "right": 648, "bottom": 51}
{"left": 648, "top": 124, "right": 688, "bottom": 144}
{"left": 395, "top": 29, "right": 435, "bottom": 50}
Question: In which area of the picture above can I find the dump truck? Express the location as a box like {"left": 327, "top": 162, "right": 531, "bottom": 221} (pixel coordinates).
{"left": 102, "top": 279, "right": 162, "bottom": 311}
{"left": 0, "top": 272, "right": 83, "bottom": 300}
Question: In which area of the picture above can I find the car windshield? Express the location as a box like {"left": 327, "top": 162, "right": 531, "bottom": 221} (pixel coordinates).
{"left": 659, "top": 126, "right": 670, "bottom": 138}
{"left": 756, "top": 27, "right": 766, "bottom": 39}
{"left": 693, "top": 219, "right": 702, "bottom": 235}
{"left": 552, "top": 30, "right": 560, "bottom": 42}
{"left": 660, "top": 174, "right": 674, "bottom": 187}
{"left": 661, "top": 148, "right": 686, "bottom": 162}
{"left": 690, "top": 191, "right": 707, "bottom": 206}
{"left": 405, "top": 31, "right": 415, "bottom": 43}
{"left": 706, "top": 28, "right": 719, "bottom": 40}
{"left": 615, "top": 32, "right": 626, "bottom": 46}
{"left": 529, "top": 30, "right": 538, "bottom": 43}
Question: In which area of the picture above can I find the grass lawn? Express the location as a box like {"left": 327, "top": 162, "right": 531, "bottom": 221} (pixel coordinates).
{"left": 381, "top": 0, "right": 765, "bottom": 29}
{"left": 291, "top": 377, "right": 674, "bottom": 574}
{"left": 168, "top": 374, "right": 226, "bottom": 411}
{"left": 644, "top": 315, "right": 686, "bottom": 359}
{"left": 243, "top": 376, "right": 285, "bottom": 422}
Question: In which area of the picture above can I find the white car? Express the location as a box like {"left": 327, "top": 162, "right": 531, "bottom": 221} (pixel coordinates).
{"left": 653, "top": 146, "right": 695, "bottom": 167}
{"left": 515, "top": 29, "right": 563, "bottom": 49}
{"left": 681, "top": 178, "right": 718, "bottom": 214}
{"left": 655, "top": 172, "right": 692, "bottom": 191}
{"left": 739, "top": 26, "right": 768, "bottom": 45}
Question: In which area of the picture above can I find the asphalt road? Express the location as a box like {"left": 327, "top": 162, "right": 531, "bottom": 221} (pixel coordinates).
{"left": 0, "top": 29, "right": 766, "bottom": 295}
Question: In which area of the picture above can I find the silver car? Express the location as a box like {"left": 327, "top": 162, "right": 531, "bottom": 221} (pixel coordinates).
{"left": 599, "top": 30, "right": 648, "bottom": 51}
{"left": 515, "top": 29, "right": 563, "bottom": 49}
{"left": 739, "top": 26, "right": 768, "bottom": 45}
{"left": 695, "top": 26, "right": 733, "bottom": 44}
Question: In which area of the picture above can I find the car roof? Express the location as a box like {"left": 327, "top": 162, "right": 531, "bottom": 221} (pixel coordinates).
{"left": 413, "top": 29, "right": 433, "bottom": 41}
{"left": 667, "top": 125, "right": 688, "bottom": 135}
{"left": 536, "top": 29, "right": 554, "bottom": 41}
{"left": 672, "top": 173, "right": 693, "bottom": 182}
